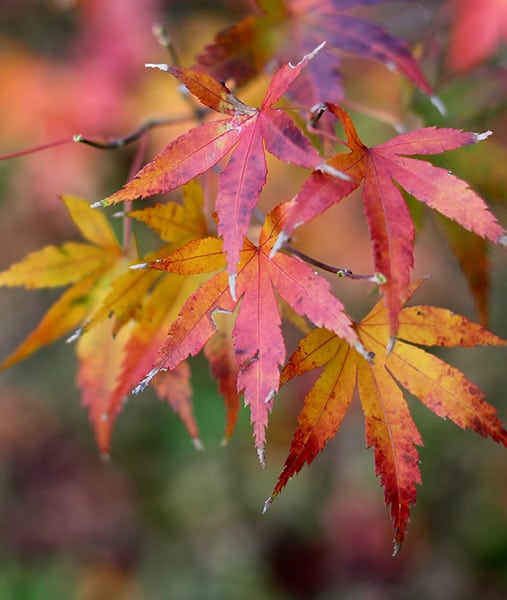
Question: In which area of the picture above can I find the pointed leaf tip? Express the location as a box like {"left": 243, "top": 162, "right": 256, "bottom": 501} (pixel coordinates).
{"left": 392, "top": 539, "right": 402, "bottom": 557}
{"left": 498, "top": 234, "right": 507, "bottom": 246}
{"left": 133, "top": 367, "right": 158, "bottom": 394}
{"left": 262, "top": 497, "right": 273, "bottom": 514}
{"left": 430, "top": 95, "right": 446, "bottom": 116}
{"left": 289, "top": 41, "right": 326, "bottom": 68}
{"left": 145, "top": 63, "right": 170, "bottom": 72}
{"left": 228, "top": 273, "right": 237, "bottom": 302}
{"left": 316, "top": 163, "right": 351, "bottom": 181}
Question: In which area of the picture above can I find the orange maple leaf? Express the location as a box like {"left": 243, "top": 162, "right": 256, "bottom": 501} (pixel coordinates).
{"left": 266, "top": 282, "right": 507, "bottom": 553}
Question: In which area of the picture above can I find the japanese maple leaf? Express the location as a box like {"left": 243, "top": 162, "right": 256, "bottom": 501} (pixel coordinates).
{"left": 273, "top": 103, "right": 507, "bottom": 336}
{"left": 266, "top": 282, "right": 507, "bottom": 553}
{"left": 133, "top": 203, "right": 368, "bottom": 462}
{"left": 447, "top": 0, "right": 507, "bottom": 72}
{"left": 98, "top": 45, "right": 323, "bottom": 297}
{"left": 196, "top": 0, "right": 433, "bottom": 109}
{"left": 82, "top": 182, "right": 210, "bottom": 452}
{"left": 0, "top": 194, "right": 125, "bottom": 369}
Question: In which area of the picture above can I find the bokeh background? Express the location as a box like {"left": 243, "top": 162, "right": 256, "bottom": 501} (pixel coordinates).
{"left": 1, "top": 1, "right": 507, "bottom": 598}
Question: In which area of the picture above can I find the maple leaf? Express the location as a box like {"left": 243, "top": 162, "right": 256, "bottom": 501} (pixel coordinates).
{"left": 447, "top": 0, "right": 507, "bottom": 72}
{"left": 266, "top": 282, "right": 507, "bottom": 553}
{"left": 133, "top": 203, "right": 368, "bottom": 462}
{"left": 82, "top": 182, "right": 210, "bottom": 452}
{"left": 97, "top": 46, "right": 323, "bottom": 294}
{"left": 0, "top": 194, "right": 124, "bottom": 369}
{"left": 196, "top": 0, "right": 434, "bottom": 108}
{"left": 274, "top": 104, "right": 507, "bottom": 336}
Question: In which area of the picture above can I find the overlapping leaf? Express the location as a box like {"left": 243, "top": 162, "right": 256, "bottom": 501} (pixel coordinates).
{"left": 98, "top": 47, "right": 323, "bottom": 292}
{"left": 274, "top": 103, "right": 507, "bottom": 336}
{"left": 197, "top": 0, "right": 433, "bottom": 107}
{"left": 133, "top": 203, "right": 368, "bottom": 461}
{"left": 0, "top": 194, "right": 124, "bottom": 369}
{"left": 267, "top": 282, "right": 507, "bottom": 553}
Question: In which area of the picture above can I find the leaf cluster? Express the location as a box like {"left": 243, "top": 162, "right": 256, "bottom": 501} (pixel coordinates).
{"left": 1, "top": 0, "right": 507, "bottom": 553}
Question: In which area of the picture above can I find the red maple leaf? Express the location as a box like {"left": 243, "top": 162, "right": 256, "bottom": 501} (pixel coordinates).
{"left": 98, "top": 45, "right": 323, "bottom": 297}
{"left": 132, "top": 203, "right": 369, "bottom": 462}
{"left": 274, "top": 104, "right": 507, "bottom": 336}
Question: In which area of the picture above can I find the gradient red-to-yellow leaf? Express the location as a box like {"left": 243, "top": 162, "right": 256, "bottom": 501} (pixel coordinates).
{"left": 101, "top": 50, "right": 321, "bottom": 281}
{"left": 99, "top": 274, "right": 202, "bottom": 453}
{"left": 277, "top": 103, "right": 506, "bottom": 335}
{"left": 270, "top": 285, "right": 506, "bottom": 552}
{"left": 151, "top": 362, "right": 201, "bottom": 448}
{"left": 265, "top": 331, "right": 356, "bottom": 511}
{"left": 356, "top": 357, "right": 422, "bottom": 555}
{"left": 197, "top": 0, "right": 433, "bottom": 105}
{"left": 77, "top": 318, "right": 134, "bottom": 455}
{"left": 153, "top": 65, "right": 254, "bottom": 115}
{"left": 203, "top": 311, "right": 240, "bottom": 443}
{"left": 137, "top": 204, "right": 362, "bottom": 455}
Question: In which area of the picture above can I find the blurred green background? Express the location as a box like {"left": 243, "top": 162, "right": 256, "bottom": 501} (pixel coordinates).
{"left": 1, "top": 1, "right": 507, "bottom": 598}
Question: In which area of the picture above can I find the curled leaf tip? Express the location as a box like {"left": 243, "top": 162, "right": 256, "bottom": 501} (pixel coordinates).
{"left": 387, "top": 336, "right": 396, "bottom": 355}
{"left": 474, "top": 130, "right": 493, "bottom": 142}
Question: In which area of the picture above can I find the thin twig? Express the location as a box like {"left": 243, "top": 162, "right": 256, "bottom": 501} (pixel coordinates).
{"left": 0, "top": 137, "right": 74, "bottom": 160}
{"left": 284, "top": 243, "right": 386, "bottom": 283}
{"left": 73, "top": 114, "right": 196, "bottom": 150}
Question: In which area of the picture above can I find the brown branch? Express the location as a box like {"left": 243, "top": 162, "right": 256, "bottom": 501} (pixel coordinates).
{"left": 284, "top": 243, "right": 386, "bottom": 284}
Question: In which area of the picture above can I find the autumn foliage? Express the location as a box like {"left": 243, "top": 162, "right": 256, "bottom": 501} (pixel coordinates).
{"left": 1, "top": 0, "right": 507, "bottom": 554}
